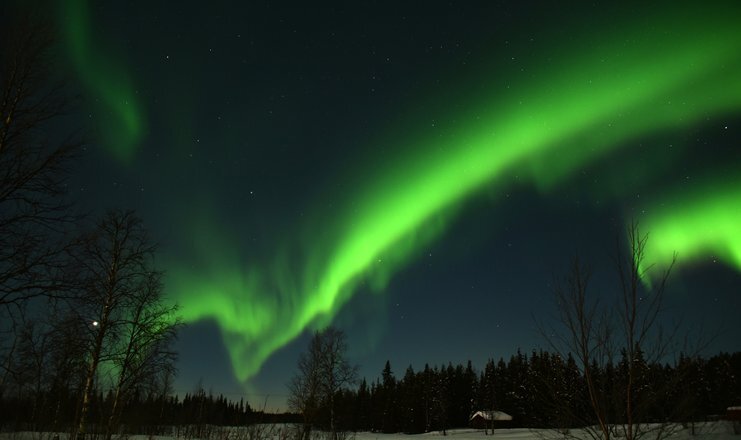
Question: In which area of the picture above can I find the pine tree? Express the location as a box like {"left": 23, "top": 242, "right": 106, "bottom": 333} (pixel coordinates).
{"left": 354, "top": 378, "right": 370, "bottom": 431}
{"left": 380, "top": 361, "right": 397, "bottom": 433}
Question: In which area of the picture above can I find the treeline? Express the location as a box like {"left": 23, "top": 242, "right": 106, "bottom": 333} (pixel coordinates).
{"left": 3, "top": 349, "right": 739, "bottom": 435}
{"left": 0, "top": 387, "right": 299, "bottom": 434}
{"left": 323, "top": 350, "right": 741, "bottom": 434}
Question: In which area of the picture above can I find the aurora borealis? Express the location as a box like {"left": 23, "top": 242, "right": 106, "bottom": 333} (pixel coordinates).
{"left": 61, "top": 0, "right": 145, "bottom": 163}
{"left": 42, "top": 0, "right": 741, "bottom": 407}
{"left": 642, "top": 182, "right": 741, "bottom": 274}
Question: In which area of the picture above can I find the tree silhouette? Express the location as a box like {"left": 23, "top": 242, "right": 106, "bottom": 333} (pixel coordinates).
{"left": 0, "top": 8, "right": 78, "bottom": 310}
{"left": 288, "top": 327, "right": 357, "bottom": 440}
{"left": 540, "top": 223, "right": 685, "bottom": 440}
{"left": 68, "top": 210, "right": 179, "bottom": 440}
{"left": 0, "top": 8, "right": 80, "bottom": 424}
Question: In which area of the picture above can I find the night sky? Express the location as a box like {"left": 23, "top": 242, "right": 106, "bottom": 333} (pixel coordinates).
{"left": 16, "top": 0, "right": 741, "bottom": 410}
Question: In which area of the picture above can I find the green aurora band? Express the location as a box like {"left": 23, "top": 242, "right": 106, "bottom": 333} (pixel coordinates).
{"left": 60, "top": 0, "right": 145, "bottom": 163}
{"left": 165, "top": 9, "right": 741, "bottom": 382}
{"left": 642, "top": 182, "right": 741, "bottom": 275}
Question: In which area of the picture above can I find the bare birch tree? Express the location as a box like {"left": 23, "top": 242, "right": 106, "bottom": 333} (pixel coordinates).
{"left": 0, "top": 8, "right": 78, "bottom": 311}
{"left": 288, "top": 327, "right": 357, "bottom": 440}
{"left": 289, "top": 333, "right": 323, "bottom": 440}
{"left": 69, "top": 210, "right": 179, "bottom": 440}
{"left": 541, "top": 223, "right": 679, "bottom": 440}
{"left": 319, "top": 327, "right": 358, "bottom": 440}
{"left": 104, "top": 270, "right": 180, "bottom": 440}
{"left": 548, "top": 257, "right": 612, "bottom": 440}
{"left": 0, "top": 7, "right": 80, "bottom": 403}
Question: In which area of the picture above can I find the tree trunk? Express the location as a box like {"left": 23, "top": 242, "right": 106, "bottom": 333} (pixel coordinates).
{"left": 105, "top": 384, "right": 123, "bottom": 440}
{"left": 77, "top": 337, "right": 102, "bottom": 440}
{"left": 76, "top": 304, "right": 110, "bottom": 440}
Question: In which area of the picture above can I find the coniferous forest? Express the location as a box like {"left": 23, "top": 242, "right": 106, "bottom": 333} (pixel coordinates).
{"left": 2, "top": 350, "right": 739, "bottom": 434}
{"left": 0, "top": 385, "right": 298, "bottom": 434}
{"left": 314, "top": 351, "right": 741, "bottom": 434}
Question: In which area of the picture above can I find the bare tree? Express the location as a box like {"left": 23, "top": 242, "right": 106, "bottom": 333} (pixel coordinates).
{"left": 541, "top": 223, "right": 680, "bottom": 440}
{"left": 0, "top": 7, "right": 80, "bottom": 402}
{"left": 289, "top": 333, "right": 323, "bottom": 440}
{"left": 104, "top": 270, "right": 180, "bottom": 440}
{"left": 69, "top": 210, "right": 179, "bottom": 440}
{"left": 45, "top": 309, "right": 90, "bottom": 432}
{"left": 10, "top": 312, "right": 55, "bottom": 429}
{"left": 0, "top": 7, "right": 78, "bottom": 311}
{"left": 611, "top": 224, "right": 677, "bottom": 440}
{"left": 288, "top": 327, "right": 358, "bottom": 440}
{"left": 547, "top": 257, "right": 612, "bottom": 440}
{"left": 0, "top": 295, "right": 89, "bottom": 432}
{"left": 318, "top": 327, "right": 358, "bottom": 440}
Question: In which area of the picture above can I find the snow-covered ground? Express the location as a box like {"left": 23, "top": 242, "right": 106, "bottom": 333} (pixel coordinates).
{"left": 355, "top": 423, "right": 738, "bottom": 440}
{"left": 2, "top": 422, "right": 738, "bottom": 440}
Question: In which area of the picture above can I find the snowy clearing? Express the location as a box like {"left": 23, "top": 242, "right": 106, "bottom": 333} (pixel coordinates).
{"left": 1, "top": 422, "right": 739, "bottom": 440}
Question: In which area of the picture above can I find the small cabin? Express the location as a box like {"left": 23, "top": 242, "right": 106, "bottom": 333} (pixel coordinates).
{"left": 470, "top": 410, "right": 513, "bottom": 430}
{"left": 729, "top": 407, "right": 741, "bottom": 435}
{"left": 727, "top": 406, "right": 741, "bottom": 420}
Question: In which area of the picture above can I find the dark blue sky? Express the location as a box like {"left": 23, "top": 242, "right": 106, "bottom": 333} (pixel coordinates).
{"left": 21, "top": 0, "right": 741, "bottom": 411}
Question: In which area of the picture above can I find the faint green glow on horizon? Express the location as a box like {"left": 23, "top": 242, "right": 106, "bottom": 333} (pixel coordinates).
{"left": 61, "top": 0, "right": 145, "bottom": 163}
{"left": 166, "top": 9, "right": 741, "bottom": 382}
